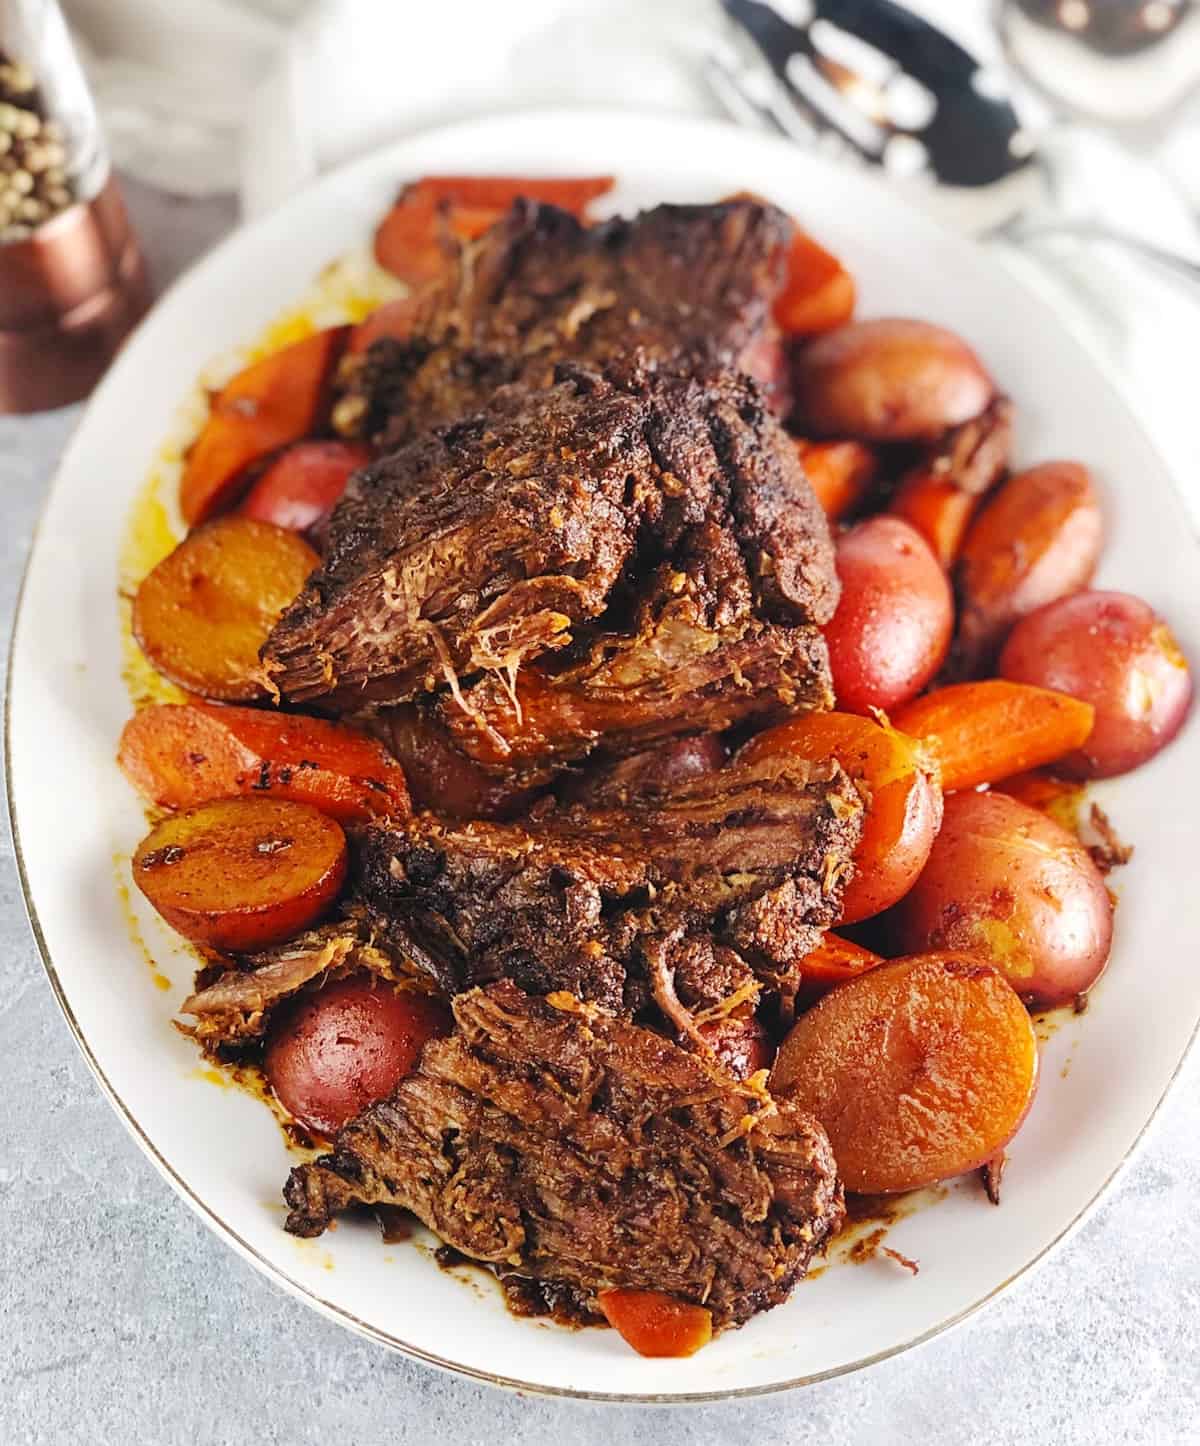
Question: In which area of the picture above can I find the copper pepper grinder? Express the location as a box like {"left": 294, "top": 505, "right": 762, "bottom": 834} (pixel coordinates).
{"left": 0, "top": 0, "right": 149, "bottom": 413}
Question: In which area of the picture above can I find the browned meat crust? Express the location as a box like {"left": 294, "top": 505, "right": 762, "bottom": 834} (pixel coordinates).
{"left": 178, "top": 918, "right": 418, "bottom": 1047}
{"left": 262, "top": 366, "right": 837, "bottom": 774}
{"left": 282, "top": 981, "right": 844, "bottom": 1328}
{"left": 354, "top": 749, "right": 863, "bottom": 1019}
{"left": 348, "top": 197, "right": 793, "bottom": 448}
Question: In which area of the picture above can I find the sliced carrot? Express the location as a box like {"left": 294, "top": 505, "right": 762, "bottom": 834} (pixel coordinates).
{"left": 180, "top": 327, "right": 349, "bottom": 527}
{"left": 891, "top": 680, "right": 1095, "bottom": 792}
{"left": 133, "top": 797, "right": 348, "bottom": 953}
{"left": 597, "top": 1289, "right": 713, "bottom": 1358}
{"left": 888, "top": 470, "right": 979, "bottom": 568}
{"left": 374, "top": 175, "right": 614, "bottom": 286}
{"left": 796, "top": 439, "right": 878, "bottom": 521}
{"left": 739, "top": 712, "right": 942, "bottom": 924}
{"left": 118, "top": 703, "right": 411, "bottom": 824}
{"left": 132, "top": 517, "right": 318, "bottom": 702}
{"left": 801, "top": 934, "right": 884, "bottom": 999}
{"left": 774, "top": 230, "right": 856, "bottom": 335}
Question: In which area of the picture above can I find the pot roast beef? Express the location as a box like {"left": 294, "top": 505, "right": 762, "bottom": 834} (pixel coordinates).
{"left": 354, "top": 747, "right": 863, "bottom": 1025}
{"left": 181, "top": 743, "right": 860, "bottom": 1052}
{"left": 343, "top": 197, "right": 793, "bottom": 448}
{"left": 282, "top": 980, "right": 844, "bottom": 1328}
{"left": 262, "top": 364, "right": 838, "bottom": 775}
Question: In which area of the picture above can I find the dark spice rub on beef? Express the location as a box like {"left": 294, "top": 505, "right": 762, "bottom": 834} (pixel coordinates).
{"left": 283, "top": 980, "right": 844, "bottom": 1328}
{"left": 354, "top": 747, "right": 863, "bottom": 1026}
{"left": 262, "top": 364, "right": 838, "bottom": 772}
{"left": 343, "top": 197, "right": 794, "bottom": 448}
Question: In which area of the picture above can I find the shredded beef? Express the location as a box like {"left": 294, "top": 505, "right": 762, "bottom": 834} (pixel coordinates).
{"left": 282, "top": 981, "right": 843, "bottom": 1328}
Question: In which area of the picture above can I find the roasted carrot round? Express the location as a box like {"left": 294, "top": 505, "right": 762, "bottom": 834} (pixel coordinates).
{"left": 132, "top": 517, "right": 317, "bottom": 701}
{"left": 133, "top": 797, "right": 347, "bottom": 953}
{"left": 180, "top": 327, "right": 348, "bottom": 527}
{"left": 118, "top": 702, "right": 411, "bottom": 823}
{"left": 891, "top": 680, "right": 1095, "bottom": 792}
{"left": 772, "top": 952, "right": 1039, "bottom": 1194}
{"left": 597, "top": 1289, "right": 713, "bottom": 1359}
{"left": 740, "top": 712, "right": 942, "bottom": 924}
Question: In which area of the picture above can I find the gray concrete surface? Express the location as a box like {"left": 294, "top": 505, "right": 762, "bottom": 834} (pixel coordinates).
{"left": 2, "top": 180, "right": 1198, "bottom": 1446}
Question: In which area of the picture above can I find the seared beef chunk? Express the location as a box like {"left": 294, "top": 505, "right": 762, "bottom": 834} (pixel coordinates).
{"left": 354, "top": 749, "right": 862, "bottom": 1022}
{"left": 263, "top": 366, "right": 837, "bottom": 773}
{"left": 283, "top": 981, "right": 844, "bottom": 1328}
{"left": 180, "top": 917, "right": 413, "bottom": 1049}
{"left": 346, "top": 198, "right": 793, "bottom": 448}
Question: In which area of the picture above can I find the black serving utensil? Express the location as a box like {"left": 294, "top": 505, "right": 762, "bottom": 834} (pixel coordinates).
{"left": 723, "top": 0, "right": 1033, "bottom": 188}
{"left": 715, "top": 0, "right": 1200, "bottom": 288}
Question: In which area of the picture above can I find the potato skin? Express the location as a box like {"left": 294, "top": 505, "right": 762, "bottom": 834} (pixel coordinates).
{"left": 771, "top": 951, "right": 1038, "bottom": 1194}
{"left": 999, "top": 590, "right": 1193, "bottom": 779}
{"left": 824, "top": 517, "right": 953, "bottom": 714}
{"left": 952, "top": 461, "right": 1103, "bottom": 676}
{"left": 265, "top": 977, "right": 450, "bottom": 1137}
{"left": 891, "top": 790, "right": 1112, "bottom": 1008}
{"left": 792, "top": 319, "right": 993, "bottom": 442}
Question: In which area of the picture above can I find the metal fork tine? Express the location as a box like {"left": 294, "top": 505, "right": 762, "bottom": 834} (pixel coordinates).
{"left": 702, "top": 52, "right": 789, "bottom": 138}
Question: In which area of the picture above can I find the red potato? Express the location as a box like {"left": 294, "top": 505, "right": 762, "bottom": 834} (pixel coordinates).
{"left": 347, "top": 294, "right": 425, "bottom": 355}
{"left": 953, "top": 461, "right": 1103, "bottom": 676}
{"left": 738, "top": 712, "right": 942, "bottom": 924}
{"left": 771, "top": 952, "right": 1039, "bottom": 1194}
{"left": 823, "top": 516, "right": 953, "bottom": 714}
{"left": 265, "top": 976, "right": 451, "bottom": 1137}
{"left": 999, "top": 590, "right": 1193, "bottom": 779}
{"left": 240, "top": 441, "right": 371, "bottom": 533}
{"left": 132, "top": 797, "right": 348, "bottom": 953}
{"left": 597, "top": 1289, "right": 713, "bottom": 1359}
{"left": 180, "top": 327, "right": 349, "bottom": 527}
{"left": 132, "top": 517, "right": 318, "bottom": 702}
{"left": 792, "top": 319, "right": 994, "bottom": 442}
{"left": 892, "top": 790, "right": 1113, "bottom": 1007}
{"left": 118, "top": 702, "right": 411, "bottom": 824}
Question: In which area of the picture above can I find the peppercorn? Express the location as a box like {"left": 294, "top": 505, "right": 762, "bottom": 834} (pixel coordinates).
{"left": 0, "top": 48, "right": 78, "bottom": 243}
